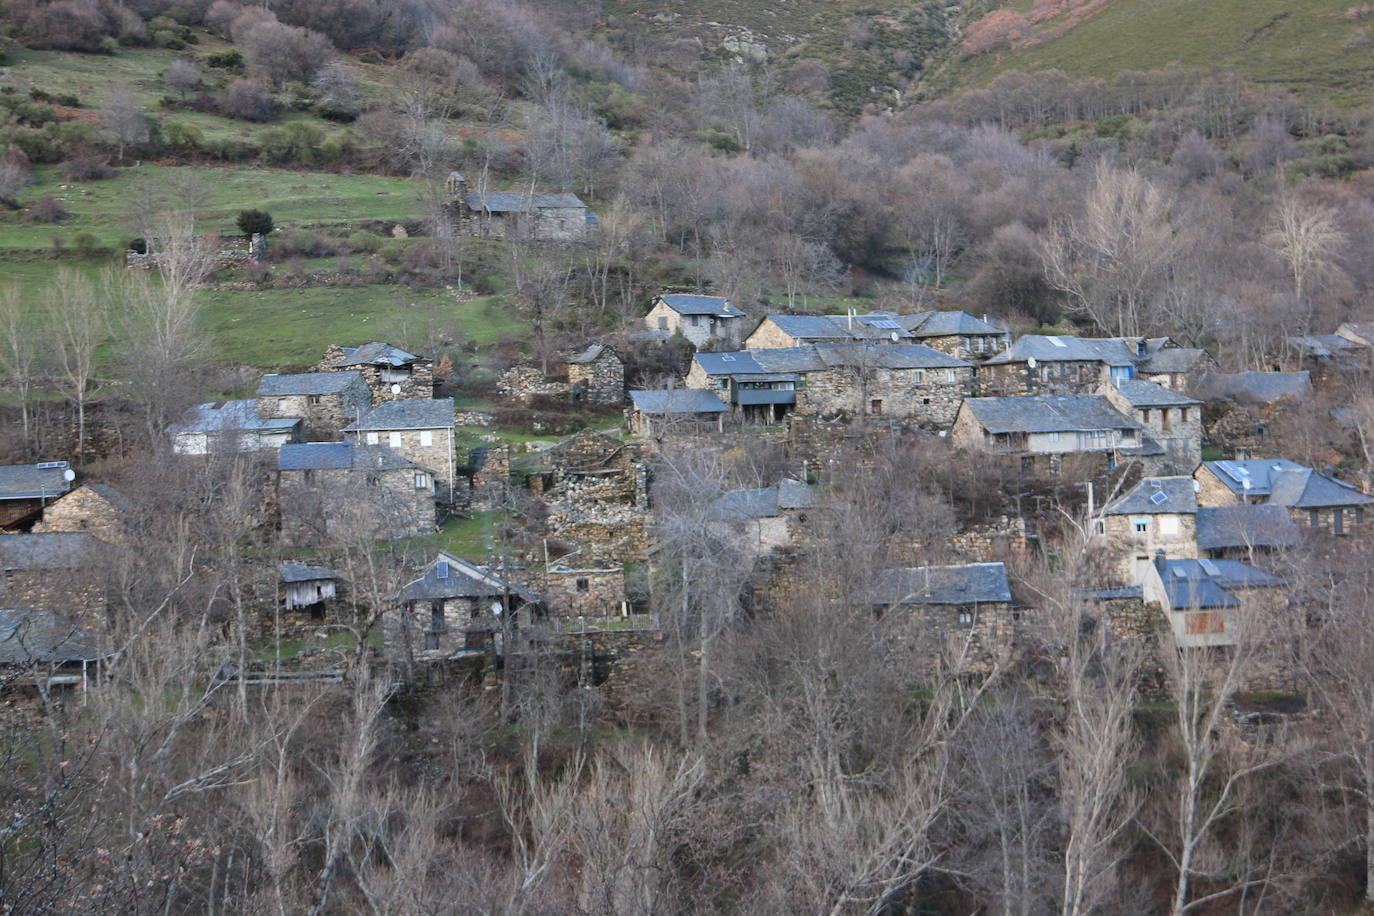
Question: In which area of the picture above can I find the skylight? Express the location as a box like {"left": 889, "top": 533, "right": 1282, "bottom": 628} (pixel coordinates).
{"left": 1049, "top": 337, "right": 1068, "bottom": 348}
{"left": 1149, "top": 491, "right": 1169, "bottom": 505}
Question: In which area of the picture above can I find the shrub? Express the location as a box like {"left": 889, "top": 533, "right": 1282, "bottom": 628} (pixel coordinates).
{"left": 346, "top": 230, "right": 380, "bottom": 253}
{"left": 98, "top": 36, "right": 119, "bottom": 55}
{"left": 219, "top": 79, "right": 274, "bottom": 122}
{"left": 162, "top": 121, "right": 203, "bottom": 153}
{"left": 72, "top": 231, "right": 99, "bottom": 258}
{"left": 24, "top": 195, "right": 67, "bottom": 222}
{"left": 206, "top": 49, "right": 243, "bottom": 69}
{"left": 236, "top": 209, "right": 273, "bottom": 236}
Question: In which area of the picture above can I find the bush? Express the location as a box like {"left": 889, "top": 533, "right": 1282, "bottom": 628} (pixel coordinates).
{"left": 98, "top": 36, "right": 119, "bottom": 55}
{"left": 346, "top": 230, "right": 380, "bottom": 253}
{"left": 219, "top": 79, "right": 274, "bottom": 122}
{"left": 24, "top": 195, "right": 67, "bottom": 222}
{"left": 206, "top": 50, "right": 243, "bottom": 69}
{"left": 162, "top": 121, "right": 203, "bottom": 153}
{"left": 72, "top": 231, "right": 99, "bottom": 258}
{"left": 236, "top": 209, "right": 273, "bottom": 236}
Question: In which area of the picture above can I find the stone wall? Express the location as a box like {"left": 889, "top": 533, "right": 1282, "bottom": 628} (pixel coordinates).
{"left": 470, "top": 445, "right": 511, "bottom": 510}
{"left": 348, "top": 427, "right": 457, "bottom": 503}
{"left": 258, "top": 379, "right": 372, "bottom": 441}
{"left": 0, "top": 570, "right": 106, "bottom": 632}
{"left": 919, "top": 332, "right": 1009, "bottom": 361}
{"left": 317, "top": 345, "right": 435, "bottom": 404}
{"left": 278, "top": 466, "right": 436, "bottom": 545}
{"left": 1205, "top": 402, "right": 1287, "bottom": 459}
{"left": 1102, "top": 513, "right": 1199, "bottom": 585}
{"left": 1193, "top": 464, "right": 1243, "bottom": 507}
{"left": 456, "top": 205, "right": 590, "bottom": 242}
{"left": 126, "top": 233, "right": 266, "bottom": 271}
{"left": 976, "top": 360, "right": 1104, "bottom": 397}
{"left": 30, "top": 486, "right": 126, "bottom": 543}
{"left": 498, "top": 367, "right": 571, "bottom": 402}
{"left": 543, "top": 566, "right": 627, "bottom": 618}
{"left": 796, "top": 365, "right": 973, "bottom": 428}
{"left": 568, "top": 352, "right": 625, "bottom": 406}
{"left": 744, "top": 319, "right": 804, "bottom": 349}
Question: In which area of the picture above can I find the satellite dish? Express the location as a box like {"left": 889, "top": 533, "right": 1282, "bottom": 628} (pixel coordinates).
{"left": 62, "top": 469, "right": 76, "bottom": 482}
{"left": 390, "top": 383, "right": 402, "bottom": 394}
{"left": 890, "top": 331, "right": 900, "bottom": 342}
{"left": 1027, "top": 357, "right": 1037, "bottom": 368}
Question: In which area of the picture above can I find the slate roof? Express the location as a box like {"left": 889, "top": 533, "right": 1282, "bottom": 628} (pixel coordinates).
{"left": 1110, "top": 379, "right": 1202, "bottom": 408}
{"left": 1198, "top": 371, "right": 1311, "bottom": 405}
{"left": 1157, "top": 558, "right": 1285, "bottom": 610}
{"left": 1140, "top": 348, "right": 1210, "bottom": 374}
{"left": 0, "top": 464, "right": 73, "bottom": 501}
{"left": 345, "top": 398, "right": 454, "bottom": 431}
{"left": 170, "top": 399, "right": 302, "bottom": 435}
{"left": 279, "top": 561, "right": 342, "bottom": 584}
{"left": 715, "top": 480, "right": 813, "bottom": 520}
{"left": 872, "top": 562, "right": 1012, "bottom": 606}
{"left": 0, "top": 533, "right": 101, "bottom": 572}
{"left": 0, "top": 609, "right": 104, "bottom": 665}
{"left": 759, "top": 313, "right": 913, "bottom": 342}
{"left": 1080, "top": 585, "right": 1144, "bottom": 601}
{"left": 1196, "top": 506, "right": 1300, "bottom": 551}
{"left": 695, "top": 343, "right": 969, "bottom": 377}
{"left": 1287, "top": 334, "right": 1366, "bottom": 360}
{"left": 397, "top": 551, "right": 538, "bottom": 603}
{"left": 960, "top": 395, "right": 1141, "bottom": 434}
{"left": 1104, "top": 476, "right": 1198, "bottom": 515}
{"left": 335, "top": 342, "right": 420, "bottom": 367}
{"left": 982, "top": 335, "right": 1199, "bottom": 374}
{"left": 1202, "top": 460, "right": 1374, "bottom": 508}
{"left": 82, "top": 483, "right": 133, "bottom": 510}
{"left": 566, "top": 344, "right": 617, "bottom": 364}
{"left": 629, "top": 389, "right": 729, "bottom": 415}
{"left": 904, "top": 310, "right": 1007, "bottom": 337}
{"left": 278, "top": 442, "right": 429, "bottom": 473}
{"left": 656, "top": 294, "right": 744, "bottom": 318}
{"left": 465, "top": 191, "right": 586, "bottom": 212}
{"left": 258, "top": 371, "right": 364, "bottom": 397}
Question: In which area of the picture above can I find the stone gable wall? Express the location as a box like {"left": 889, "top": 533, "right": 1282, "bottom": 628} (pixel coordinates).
{"left": 30, "top": 487, "right": 126, "bottom": 544}
{"left": 743, "top": 320, "right": 803, "bottom": 349}
{"left": 796, "top": 365, "right": 974, "bottom": 428}
{"left": 0, "top": 570, "right": 106, "bottom": 633}
{"left": 1103, "top": 513, "right": 1199, "bottom": 585}
{"left": 568, "top": 353, "right": 625, "bottom": 406}
{"left": 278, "top": 466, "right": 436, "bottom": 545}
{"left": 258, "top": 378, "right": 372, "bottom": 441}
{"left": 976, "top": 360, "right": 1104, "bottom": 397}
{"left": 317, "top": 345, "right": 435, "bottom": 404}
{"left": 347, "top": 427, "right": 457, "bottom": 503}
{"left": 543, "top": 567, "right": 626, "bottom": 618}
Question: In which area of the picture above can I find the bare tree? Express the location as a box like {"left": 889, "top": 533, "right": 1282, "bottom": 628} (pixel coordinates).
{"left": 101, "top": 82, "right": 150, "bottom": 163}
{"left": 0, "top": 154, "right": 34, "bottom": 207}
{"left": 163, "top": 60, "right": 203, "bottom": 103}
{"left": 1264, "top": 193, "right": 1346, "bottom": 334}
{"left": 48, "top": 268, "right": 109, "bottom": 459}
{"left": 0, "top": 284, "right": 39, "bottom": 448}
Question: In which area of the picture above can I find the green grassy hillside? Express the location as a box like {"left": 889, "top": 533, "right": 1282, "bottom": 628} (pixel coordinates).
{"left": 926, "top": 0, "right": 1374, "bottom": 106}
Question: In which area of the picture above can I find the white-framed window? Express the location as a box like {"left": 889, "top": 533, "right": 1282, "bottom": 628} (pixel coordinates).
{"left": 974, "top": 337, "right": 986, "bottom": 353}
{"left": 1159, "top": 516, "right": 1179, "bottom": 535}
{"left": 1133, "top": 517, "right": 1149, "bottom": 533}
{"left": 913, "top": 369, "right": 924, "bottom": 384}
{"left": 366, "top": 432, "right": 379, "bottom": 445}
{"left": 414, "top": 473, "right": 429, "bottom": 490}
{"left": 946, "top": 369, "right": 957, "bottom": 383}
{"left": 389, "top": 431, "right": 402, "bottom": 448}
{"left": 957, "top": 610, "right": 974, "bottom": 626}
{"left": 1048, "top": 431, "right": 1060, "bottom": 443}
{"left": 420, "top": 430, "right": 433, "bottom": 447}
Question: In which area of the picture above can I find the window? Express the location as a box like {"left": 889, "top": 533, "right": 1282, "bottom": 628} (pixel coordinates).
{"left": 575, "top": 577, "right": 589, "bottom": 593}
{"left": 1048, "top": 432, "right": 1060, "bottom": 443}
{"left": 913, "top": 369, "right": 924, "bottom": 384}
{"left": 1358, "top": 507, "right": 1366, "bottom": 526}
{"left": 690, "top": 315, "right": 702, "bottom": 326}
{"left": 1309, "top": 509, "right": 1320, "bottom": 527}
{"left": 1095, "top": 520, "right": 1106, "bottom": 535}
{"left": 420, "top": 430, "right": 433, "bottom": 447}
{"left": 1161, "top": 409, "right": 1172, "bottom": 432}
{"left": 974, "top": 337, "right": 986, "bottom": 353}
{"left": 366, "top": 474, "right": 380, "bottom": 487}
{"left": 1159, "top": 516, "right": 1179, "bottom": 535}
{"left": 302, "top": 469, "right": 315, "bottom": 485}
{"left": 657, "top": 316, "right": 669, "bottom": 331}
{"left": 414, "top": 473, "right": 429, "bottom": 490}
{"left": 870, "top": 399, "right": 882, "bottom": 415}
{"left": 1141, "top": 409, "right": 1150, "bottom": 423}
{"left": 1133, "top": 517, "right": 1149, "bottom": 534}
{"left": 1179, "top": 408, "right": 1188, "bottom": 422}
{"left": 946, "top": 369, "right": 957, "bottom": 383}
{"left": 308, "top": 395, "right": 322, "bottom": 406}
{"left": 1186, "top": 612, "right": 1226, "bottom": 635}
{"left": 957, "top": 610, "right": 974, "bottom": 626}
{"left": 1335, "top": 507, "right": 1345, "bottom": 536}
{"left": 389, "top": 431, "right": 402, "bottom": 448}
{"left": 366, "top": 432, "right": 379, "bottom": 445}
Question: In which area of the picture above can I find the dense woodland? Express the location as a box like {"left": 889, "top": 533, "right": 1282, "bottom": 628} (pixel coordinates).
{"left": 5, "top": 0, "right": 1374, "bottom": 913}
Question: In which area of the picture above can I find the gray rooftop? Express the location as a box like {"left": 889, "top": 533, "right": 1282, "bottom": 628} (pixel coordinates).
{"left": 335, "top": 342, "right": 421, "bottom": 367}
{"left": 1202, "top": 460, "right": 1374, "bottom": 508}
{"left": 656, "top": 294, "right": 744, "bottom": 317}
{"left": 904, "top": 310, "right": 1007, "bottom": 337}
{"left": 258, "top": 371, "right": 364, "bottom": 397}
{"left": 465, "top": 190, "right": 586, "bottom": 212}
{"left": 983, "top": 335, "right": 1201, "bottom": 374}
{"left": 0, "top": 609, "right": 104, "bottom": 665}
{"left": 1195, "top": 506, "right": 1300, "bottom": 551}
{"left": 1109, "top": 378, "right": 1202, "bottom": 408}
{"left": 872, "top": 562, "right": 1013, "bottom": 606}
{"left": 278, "top": 442, "right": 427, "bottom": 473}
{"left": 397, "top": 551, "right": 537, "bottom": 603}
{"left": 279, "top": 561, "right": 342, "bottom": 584}
{"left": 715, "top": 479, "right": 813, "bottom": 521}
{"left": 961, "top": 395, "right": 1141, "bottom": 435}
{"left": 0, "top": 463, "right": 73, "bottom": 501}
{"left": 0, "top": 532, "right": 101, "bottom": 572}
{"left": 1157, "top": 557, "right": 1285, "bottom": 610}
{"left": 1197, "top": 371, "right": 1311, "bottom": 405}
{"left": 1104, "top": 476, "right": 1198, "bottom": 515}
{"left": 345, "top": 398, "right": 455, "bottom": 431}
{"left": 170, "top": 399, "right": 302, "bottom": 435}
{"left": 630, "top": 389, "right": 729, "bottom": 415}
{"left": 759, "top": 313, "right": 914, "bottom": 343}
{"left": 695, "top": 342, "right": 969, "bottom": 377}
{"left": 1287, "top": 334, "right": 1366, "bottom": 360}
{"left": 566, "top": 344, "right": 618, "bottom": 365}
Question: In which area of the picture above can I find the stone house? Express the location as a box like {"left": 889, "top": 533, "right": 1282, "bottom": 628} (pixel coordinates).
{"left": 952, "top": 395, "right": 1158, "bottom": 472}
{"left": 0, "top": 463, "right": 74, "bottom": 531}
{"left": 977, "top": 335, "right": 1213, "bottom": 397}
{"left": 542, "top": 564, "right": 627, "bottom": 619}
{"left": 344, "top": 398, "right": 457, "bottom": 504}
{"left": 277, "top": 442, "right": 437, "bottom": 545}
{"left": 1142, "top": 555, "right": 1286, "bottom": 648}
{"left": 688, "top": 343, "right": 974, "bottom": 428}
{"left": 565, "top": 345, "right": 625, "bottom": 406}
{"left": 900, "top": 310, "right": 1010, "bottom": 360}
{"left": 317, "top": 342, "right": 435, "bottom": 403}
{"left": 870, "top": 562, "right": 1017, "bottom": 670}
{"left": 1194, "top": 459, "right": 1374, "bottom": 536}
{"left": 257, "top": 371, "right": 372, "bottom": 441}
{"left": 169, "top": 399, "right": 302, "bottom": 456}
{"left": 643, "top": 294, "right": 747, "bottom": 349}
{"left": 0, "top": 608, "right": 106, "bottom": 690}
{"left": 1100, "top": 378, "right": 1203, "bottom": 476}
{"left": 715, "top": 479, "right": 815, "bottom": 559}
{"left": 744, "top": 313, "right": 914, "bottom": 349}
{"left": 1195, "top": 372, "right": 1311, "bottom": 459}
{"left": 1098, "top": 476, "right": 1200, "bottom": 585}
{"left": 278, "top": 561, "right": 342, "bottom": 621}
{"left": 446, "top": 172, "right": 592, "bottom": 242}
{"left": 0, "top": 533, "right": 106, "bottom": 626}
{"left": 31, "top": 484, "right": 131, "bottom": 544}
{"left": 628, "top": 389, "right": 729, "bottom": 437}
{"left": 1287, "top": 332, "right": 1368, "bottom": 371}
{"left": 390, "top": 551, "right": 539, "bottom": 659}
{"left": 1195, "top": 505, "right": 1300, "bottom": 561}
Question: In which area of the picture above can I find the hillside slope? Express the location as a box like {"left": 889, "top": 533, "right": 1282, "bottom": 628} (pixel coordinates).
{"left": 923, "top": 0, "right": 1374, "bottom": 106}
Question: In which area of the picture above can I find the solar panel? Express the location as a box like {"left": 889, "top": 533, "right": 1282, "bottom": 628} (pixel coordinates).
{"left": 1049, "top": 336, "right": 1068, "bottom": 348}
{"left": 1199, "top": 559, "right": 1220, "bottom": 576}
{"left": 869, "top": 319, "right": 900, "bottom": 329}
{"left": 1149, "top": 491, "right": 1169, "bottom": 505}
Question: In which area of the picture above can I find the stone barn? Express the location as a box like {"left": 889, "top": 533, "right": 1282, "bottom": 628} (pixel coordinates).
{"left": 565, "top": 345, "right": 625, "bottom": 406}
{"left": 446, "top": 172, "right": 592, "bottom": 242}
{"left": 317, "top": 342, "right": 435, "bottom": 403}
{"left": 257, "top": 371, "right": 373, "bottom": 441}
